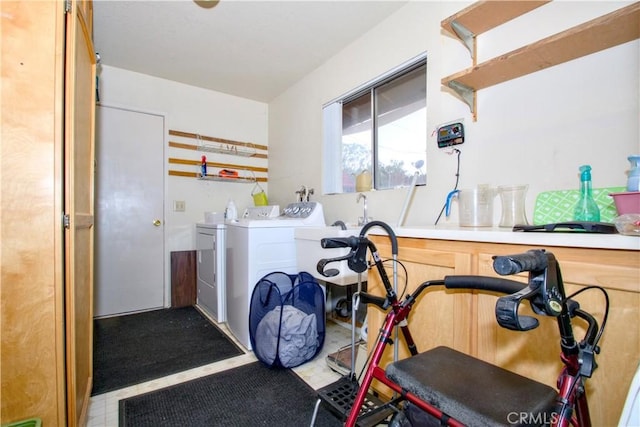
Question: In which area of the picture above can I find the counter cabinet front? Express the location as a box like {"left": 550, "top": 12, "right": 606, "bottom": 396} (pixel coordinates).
{"left": 367, "top": 236, "right": 639, "bottom": 427}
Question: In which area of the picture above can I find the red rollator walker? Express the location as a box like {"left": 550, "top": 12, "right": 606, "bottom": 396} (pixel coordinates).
{"left": 310, "top": 221, "right": 608, "bottom": 427}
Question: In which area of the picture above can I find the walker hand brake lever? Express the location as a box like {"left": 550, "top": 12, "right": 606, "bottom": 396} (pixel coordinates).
{"left": 495, "top": 285, "right": 541, "bottom": 331}
{"left": 317, "top": 236, "right": 366, "bottom": 277}
{"left": 317, "top": 253, "right": 352, "bottom": 277}
{"left": 319, "top": 236, "right": 370, "bottom": 275}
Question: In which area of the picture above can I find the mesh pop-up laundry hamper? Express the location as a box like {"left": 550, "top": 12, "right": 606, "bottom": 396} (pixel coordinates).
{"left": 249, "top": 271, "right": 325, "bottom": 368}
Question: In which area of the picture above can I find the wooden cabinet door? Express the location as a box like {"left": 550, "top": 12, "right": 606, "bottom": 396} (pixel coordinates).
{"left": 367, "top": 237, "right": 638, "bottom": 426}
{"left": 367, "top": 237, "right": 474, "bottom": 366}
{"left": 475, "top": 245, "right": 640, "bottom": 427}
{"left": 64, "top": 1, "right": 95, "bottom": 425}
{"left": 1, "top": 2, "right": 66, "bottom": 425}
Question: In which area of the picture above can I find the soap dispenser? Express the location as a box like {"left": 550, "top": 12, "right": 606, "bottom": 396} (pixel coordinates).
{"left": 573, "top": 165, "right": 600, "bottom": 222}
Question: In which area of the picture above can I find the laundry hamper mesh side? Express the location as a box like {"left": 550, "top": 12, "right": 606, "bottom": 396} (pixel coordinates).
{"left": 249, "top": 271, "right": 325, "bottom": 368}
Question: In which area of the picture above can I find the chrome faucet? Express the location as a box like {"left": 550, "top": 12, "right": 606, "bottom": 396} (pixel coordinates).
{"left": 295, "top": 186, "right": 307, "bottom": 202}
{"left": 295, "top": 186, "right": 314, "bottom": 202}
{"left": 357, "top": 193, "right": 369, "bottom": 226}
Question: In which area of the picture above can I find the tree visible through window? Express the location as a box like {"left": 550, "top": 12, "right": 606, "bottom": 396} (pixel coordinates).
{"left": 323, "top": 56, "right": 427, "bottom": 194}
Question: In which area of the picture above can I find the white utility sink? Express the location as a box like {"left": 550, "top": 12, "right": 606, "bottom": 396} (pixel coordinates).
{"left": 295, "top": 226, "right": 366, "bottom": 286}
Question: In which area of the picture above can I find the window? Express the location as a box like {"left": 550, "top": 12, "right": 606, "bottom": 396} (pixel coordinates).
{"left": 323, "top": 55, "right": 427, "bottom": 194}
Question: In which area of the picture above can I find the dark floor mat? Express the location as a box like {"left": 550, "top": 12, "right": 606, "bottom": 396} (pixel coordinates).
{"left": 119, "top": 361, "right": 342, "bottom": 427}
{"left": 93, "top": 306, "right": 243, "bottom": 395}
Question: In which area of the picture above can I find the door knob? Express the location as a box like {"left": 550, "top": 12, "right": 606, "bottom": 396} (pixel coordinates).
{"left": 153, "top": 219, "right": 162, "bottom": 226}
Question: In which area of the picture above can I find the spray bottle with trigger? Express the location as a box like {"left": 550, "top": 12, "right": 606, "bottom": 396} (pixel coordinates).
{"left": 573, "top": 165, "right": 600, "bottom": 222}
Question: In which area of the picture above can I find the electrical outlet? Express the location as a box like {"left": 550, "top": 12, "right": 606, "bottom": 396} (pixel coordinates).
{"left": 173, "top": 200, "right": 186, "bottom": 212}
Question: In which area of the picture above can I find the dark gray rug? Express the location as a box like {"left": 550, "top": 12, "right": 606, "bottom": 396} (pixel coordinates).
{"left": 93, "top": 306, "right": 244, "bottom": 395}
{"left": 119, "top": 361, "right": 342, "bottom": 427}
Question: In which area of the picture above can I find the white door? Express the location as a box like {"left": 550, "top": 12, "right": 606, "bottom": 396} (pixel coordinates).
{"left": 94, "top": 105, "right": 165, "bottom": 317}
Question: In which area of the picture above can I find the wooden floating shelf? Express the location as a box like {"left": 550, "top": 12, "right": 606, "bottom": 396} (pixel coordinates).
{"left": 441, "top": 0, "right": 550, "bottom": 58}
{"left": 441, "top": 1, "right": 640, "bottom": 117}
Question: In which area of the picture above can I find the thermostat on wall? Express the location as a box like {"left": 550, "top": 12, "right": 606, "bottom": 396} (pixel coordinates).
{"left": 437, "top": 122, "right": 464, "bottom": 148}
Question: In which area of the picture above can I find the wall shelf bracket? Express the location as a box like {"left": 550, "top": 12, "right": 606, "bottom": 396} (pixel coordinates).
{"left": 441, "top": 2, "right": 640, "bottom": 121}
{"left": 450, "top": 20, "right": 475, "bottom": 57}
{"left": 447, "top": 80, "right": 475, "bottom": 113}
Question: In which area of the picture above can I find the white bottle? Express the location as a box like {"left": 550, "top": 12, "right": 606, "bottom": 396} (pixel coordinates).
{"left": 225, "top": 199, "right": 237, "bottom": 221}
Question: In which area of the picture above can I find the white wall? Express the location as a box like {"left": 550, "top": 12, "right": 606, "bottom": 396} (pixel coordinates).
{"left": 97, "top": 65, "right": 268, "bottom": 300}
{"left": 268, "top": 1, "right": 640, "bottom": 227}
{"left": 98, "top": 65, "right": 269, "bottom": 252}
{"left": 97, "top": 1, "right": 638, "bottom": 305}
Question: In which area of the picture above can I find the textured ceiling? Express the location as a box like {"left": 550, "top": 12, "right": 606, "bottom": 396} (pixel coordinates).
{"left": 93, "top": 1, "right": 407, "bottom": 102}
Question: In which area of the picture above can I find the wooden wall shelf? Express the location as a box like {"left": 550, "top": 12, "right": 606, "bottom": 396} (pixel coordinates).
{"left": 441, "top": 2, "right": 640, "bottom": 119}
{"left": 441, "top": 0, "right": 550, "bottom": 58}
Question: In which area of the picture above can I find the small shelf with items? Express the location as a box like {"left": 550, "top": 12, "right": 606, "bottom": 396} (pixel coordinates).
{"left": 168, "top": 158, "right": 267, "bottom": 182}
{"left": 167, "top": 129, "right": 268, "bottom": 182}
{"left": 197, "top": 142, "right": 257, "bottom": 157}
{"left": 168, "top": 129, "right": 268, "bottom": 158}
{"left": 197, "top": 175, "right": 256, "bottom": 183}
{"left": 441, "top": 1, "right": 640, "bottom": 120}
{"left": 197, "top": 169, "right": 256, "bottom": 183}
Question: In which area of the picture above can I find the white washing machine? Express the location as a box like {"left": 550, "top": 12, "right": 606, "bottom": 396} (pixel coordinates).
{"left": 225, "top": 202, "right": 325, "bottom": 350}
{"left": 196, "top": 222, "right": 226, "bottom": 323}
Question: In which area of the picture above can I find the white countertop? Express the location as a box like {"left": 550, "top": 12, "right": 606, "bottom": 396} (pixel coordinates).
{"left": 368, "top": 225, "right": 640, "bottom": 251}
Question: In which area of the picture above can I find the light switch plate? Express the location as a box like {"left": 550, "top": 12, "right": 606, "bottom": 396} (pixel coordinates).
{"left": 173, "top": 200, "right": 186, "bottom": 212}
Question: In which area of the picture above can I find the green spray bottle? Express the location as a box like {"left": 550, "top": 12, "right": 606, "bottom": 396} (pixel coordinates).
{"left": 573, "top": 165, "right": 600, "bottom": 222}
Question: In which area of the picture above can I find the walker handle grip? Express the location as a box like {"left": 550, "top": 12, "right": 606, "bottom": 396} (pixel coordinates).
{"left": 358, "top": 292, "right": 389, "bottom": 310}
{"left": 320, "top": 236, "right": 360, "bottom": 249}
{"left": 444, "top": 276, "right": 526, "bottom": 294}
{"left": 493, "top": 250, "right": 548, "bottom": 275}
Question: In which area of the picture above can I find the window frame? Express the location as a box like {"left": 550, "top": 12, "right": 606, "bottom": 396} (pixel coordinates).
{"left": 323, "top": 53, "right": 427, "bottom": 195}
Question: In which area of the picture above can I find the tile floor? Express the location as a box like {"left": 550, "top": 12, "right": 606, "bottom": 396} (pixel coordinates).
{"left": 87, "top": 315, "right": 353, "bottom": 427}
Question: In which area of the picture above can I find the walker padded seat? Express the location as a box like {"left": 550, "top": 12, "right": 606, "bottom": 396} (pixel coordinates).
{"left": 385, "top": 346, "right": 558, "bottom": 427}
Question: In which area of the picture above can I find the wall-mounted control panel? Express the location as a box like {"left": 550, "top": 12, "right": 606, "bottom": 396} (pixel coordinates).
{"left": 437, "top": 122, "right": 464, "bottom": 148}
{"left": 242, "top": 205, "right": 280, "bottom": 219}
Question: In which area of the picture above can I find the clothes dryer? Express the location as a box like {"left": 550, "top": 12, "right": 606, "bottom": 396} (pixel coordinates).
{"left": 196, "top": 222, "right": 226, "bottom": 322}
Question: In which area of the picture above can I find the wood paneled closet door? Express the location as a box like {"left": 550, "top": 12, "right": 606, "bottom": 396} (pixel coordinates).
{"left": 1, "top": 1, "right": 94, "bottom": 425}
{"left": 64, "top": 1, "right": 96, "bottom": 425}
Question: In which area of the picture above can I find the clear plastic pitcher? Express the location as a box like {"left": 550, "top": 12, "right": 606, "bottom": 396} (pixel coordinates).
{"left": 446, "top": 186, "right": 497, "bottom": 227}
{"left": 498, "top": 185, "right": 529, "bottom": 228}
